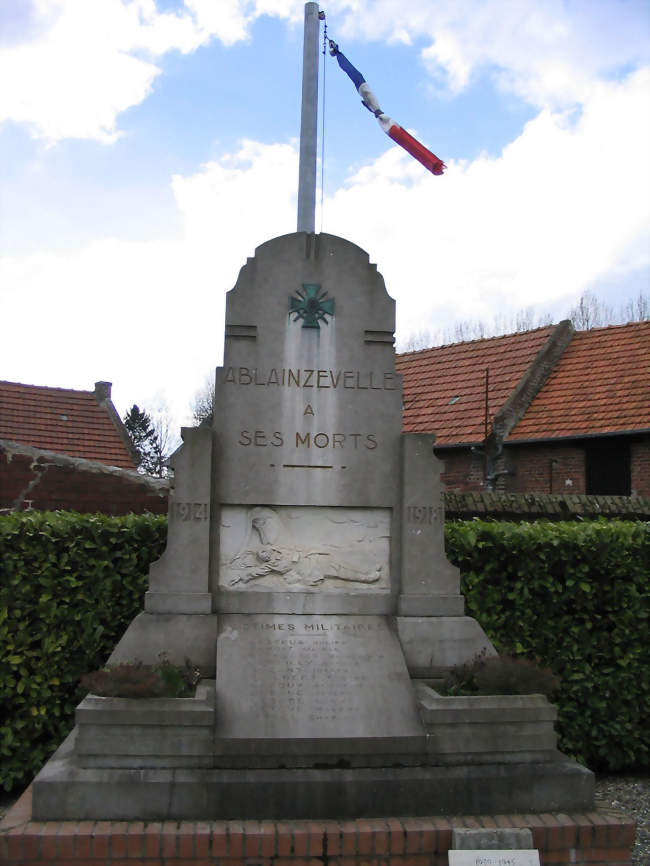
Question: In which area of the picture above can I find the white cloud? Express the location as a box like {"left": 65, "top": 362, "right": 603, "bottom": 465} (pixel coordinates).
{"left": 1, "top": 66, "right": 647, "bottom": 428}
{"left": 172, "top": 139, "right": 297, "bottom": 249}
{"left": 182, "top": 0, "right": 254, "bottom": 48}
{"left": 331, "top": 0, "right": 650, "bottom": 109}
{"left": 0, "top": 0, "right": 262, "bottom": 143}
{"left": 0, "top": 42, "right": 158, "bottom": 144}
{"left": 324, "top": 66, "right": 650, "bottom": 338}
{"left": 1, "top": 238, "right": 210, "bottom": 421}
{"left": 0, "top": 139, "right": 298, "bottom": 425}
{"left": 2, "top": 0, "right": 647, "bottom": 144}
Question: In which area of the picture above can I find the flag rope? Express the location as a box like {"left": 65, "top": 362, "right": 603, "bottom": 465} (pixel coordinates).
{"left": 319, "top": 10, "right": 327, "bottom": 232}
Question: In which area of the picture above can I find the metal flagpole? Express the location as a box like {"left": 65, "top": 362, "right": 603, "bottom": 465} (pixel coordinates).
{"left": 297, "top": 2, "right": 320, "bottom": 233}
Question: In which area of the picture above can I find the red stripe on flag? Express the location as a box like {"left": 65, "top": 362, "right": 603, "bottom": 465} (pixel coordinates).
{"left": 388, "top": 124, "right": 445, "bottom": 175}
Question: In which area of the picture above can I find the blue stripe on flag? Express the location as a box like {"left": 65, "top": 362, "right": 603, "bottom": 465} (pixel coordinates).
{"left": 335, "top": 51, "right": 366, "bottom": 91}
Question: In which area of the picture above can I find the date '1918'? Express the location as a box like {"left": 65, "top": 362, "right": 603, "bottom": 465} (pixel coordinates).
{"left": 170, "top": 502, "right": 209, "bottom": 521}
{"left": 406, "top": 505, "right": 440, "bottom": 525}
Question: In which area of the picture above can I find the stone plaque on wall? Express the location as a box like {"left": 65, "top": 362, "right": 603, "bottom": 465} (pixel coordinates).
{"left": 214, "top": 614, "right": 424, "bottom": 762}
{"left": 448, "top": 853, "right": 540, "bottom": 866}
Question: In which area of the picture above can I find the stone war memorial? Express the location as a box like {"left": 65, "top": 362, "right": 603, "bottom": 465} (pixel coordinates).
{"left": 30, "top": 230, "right": 595, "bottom": 822}
{"left": 20, "top": 6, "right": 614, "bottom": 860}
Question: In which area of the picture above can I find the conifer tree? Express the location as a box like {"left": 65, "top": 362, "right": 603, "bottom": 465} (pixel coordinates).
{"left": 123, "top": 404, "right": 168, "bottom": 476}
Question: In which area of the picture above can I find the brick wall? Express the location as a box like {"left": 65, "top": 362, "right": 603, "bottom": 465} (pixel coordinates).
{"left": 435, "top": 449, "right": 485, "bottom": 492}
{"left": 435, "top": 444, "right": 587, "bottom": 494}
{"left": 0, "top": 785, "right": 638, "bottom": 866}
{"left": 437, "top": 436, "right": 650, "bottom": 497}
{"left": 631, "top": 437, "right": 650, "bottom": 497}
{"left": 505, "top": 442, "right": 586, "bottom": 494}
{"left": 0, "top": 440, "right": 168, "bottom": 516}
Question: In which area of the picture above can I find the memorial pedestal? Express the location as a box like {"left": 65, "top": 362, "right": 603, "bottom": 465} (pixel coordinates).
{"left": 32, "top": 615, "right": 594, "bottom": 822}
{"left": 33, "top": 731, "right": 594, "bottom": 820}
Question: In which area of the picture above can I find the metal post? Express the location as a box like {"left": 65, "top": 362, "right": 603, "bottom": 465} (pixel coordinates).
{"left": 297, "top": 2, "right": 320, "bottom": 233}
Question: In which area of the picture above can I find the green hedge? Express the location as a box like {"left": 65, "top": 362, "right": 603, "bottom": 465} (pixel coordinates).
{"left": 0, "top": 512, "right": 648, "bottom": 792}
{"left": 0, "top": 511, "right": 167, "bottom": 792}
{"left": 446, "top": 519, "right": 650, "bottom": 772}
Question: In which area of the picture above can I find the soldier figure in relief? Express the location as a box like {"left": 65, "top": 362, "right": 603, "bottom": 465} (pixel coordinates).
{"left": 226, "top": 507, "right": 382, "bottom": 587}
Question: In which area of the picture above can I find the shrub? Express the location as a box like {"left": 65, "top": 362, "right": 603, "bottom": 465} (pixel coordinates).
{"left": 0, "top": 512, "right": 647, "bottom": 791}
{"left": 475, "top": 655, "right": 560, "bottom": 697}
{"left": 80, "top": 656, "right": 200, "bottom": 698}
{"left": 441, "top": 651, "right": 560, "bottom": 698}
{"left": 445, "top": 518, "right": 650, "bottom": 771}
{"left": 0, "top": 510, "right": 167, "bottom": 791}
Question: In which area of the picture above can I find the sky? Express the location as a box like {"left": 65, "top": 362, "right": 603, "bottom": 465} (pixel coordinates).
{"left": 1, "top": 0, "right": 649, "bottom": 433}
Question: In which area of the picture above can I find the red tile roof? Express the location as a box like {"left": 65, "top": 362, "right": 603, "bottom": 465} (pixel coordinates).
{"left": 397, "top": 326, "right": 556, "bottom": 445}
{"left": 508, "top": 321, "right": 650, "bottom": 441}
{"left": 0, "top": 381, "right": 136, "bottom": 469}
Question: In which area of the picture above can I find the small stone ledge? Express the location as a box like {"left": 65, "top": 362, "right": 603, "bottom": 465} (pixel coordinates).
{"left": 444, "top": 491, "right": 650, "bottom": 521}
{"left": 75, "top": 681, "right": 216, "bottom": 769}
{"left": 1, "top": 785, "right": 636, "bottom": 865}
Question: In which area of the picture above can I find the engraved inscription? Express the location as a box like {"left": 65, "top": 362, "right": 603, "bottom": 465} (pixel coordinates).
{"left": 216, "top": 615, "right": 424, "bottom": 744}
{"left": 449, "top": 854, "right": 540, "bottom": 866}
{"left": 231, "top": 619, "right": 388, "bottom": 726}
{"left": 236, "top": 430, "right": 378, "bottom": 450}
{"left": 223, "top": 366, "right": 397, "bottom": 391}
{"left": 406, "top": 505, "right": 440, "bottom": 525}
{"left": 169, "top": 501, "right": 209, "bottom": 521}
{"left": 295, "top": 432, "right": 377, "bottom": 449}
{"left": 238, "top": 430, "right": 283, "bottom": 447}
{"left": 247, "top": 632, "right": 370, "bottom": 723}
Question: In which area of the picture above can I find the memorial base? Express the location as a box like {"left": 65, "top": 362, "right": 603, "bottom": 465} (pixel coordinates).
{"left": 31, "top": 613, "right": 595, "bottom": 824}
{"left": 32, "top": 730, "right": 594, "bottom": 821}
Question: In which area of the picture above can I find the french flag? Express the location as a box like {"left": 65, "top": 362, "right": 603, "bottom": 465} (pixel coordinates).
{"left": 330, "top": 43, "right": 446, "bottom": 176}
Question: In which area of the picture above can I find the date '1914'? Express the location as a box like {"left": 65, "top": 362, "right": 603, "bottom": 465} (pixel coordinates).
{"left": 170, "top": 502, "right": 209, "bottom": 522}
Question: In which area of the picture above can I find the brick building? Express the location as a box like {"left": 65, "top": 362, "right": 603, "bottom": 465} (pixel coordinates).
{"left": 397, "top": 320, "right": 650, "bottom": 497}
{"left": 0, "top": 381, "right": 167, "bottom": 514}
{"left": 3, "top": 320, "right": 648, "bottom": 512}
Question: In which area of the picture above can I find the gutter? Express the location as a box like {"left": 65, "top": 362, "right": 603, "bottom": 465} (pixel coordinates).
{"left": 505, "top": 428, "right": 650, "bottom": 445}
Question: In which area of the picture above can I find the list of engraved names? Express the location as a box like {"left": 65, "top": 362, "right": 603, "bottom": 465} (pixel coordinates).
{"left": 222, "top": 618, "right": 391, "bottom": 736}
